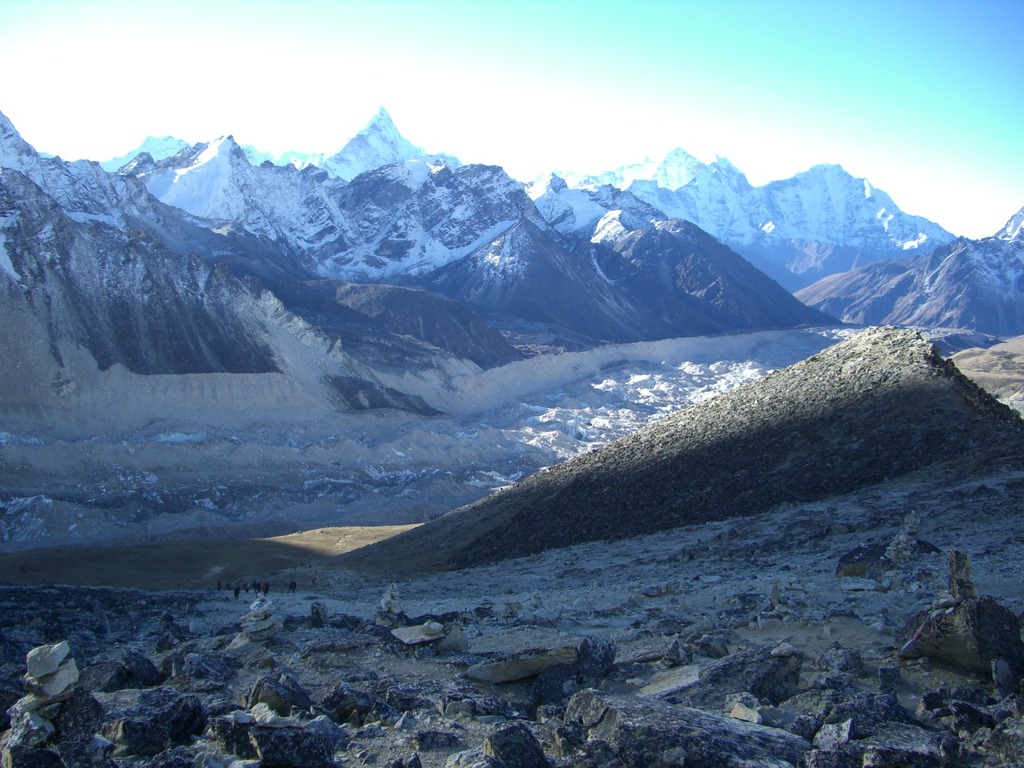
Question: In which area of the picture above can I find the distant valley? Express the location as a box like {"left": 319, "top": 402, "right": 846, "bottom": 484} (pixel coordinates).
{"left": 2, "top": 105, "right": 1023, "bottom": 554}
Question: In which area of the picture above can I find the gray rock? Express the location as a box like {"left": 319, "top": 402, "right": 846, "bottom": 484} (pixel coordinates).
{"left": 899, "top": 595, "right": 1024, "bottom": 678}
{"left": 248, "top": 723, "right": 334, "bottom": 768}
{"left": 246, "top": 674, "right": 313, "bottom": 717}
{"left": 564, "top": 689, "right": 810, "bottom": 767}
{"left": 982, "top": 717, "right": 1024, "bottom": 763}
{"left": 653, "top": 643, "right": 803, "bottom": 711}
{"left": 78, "top": 647, "right": 164, "bottom": 692}
{"left": 50, "top": 687, "right": 103, "bottom": 746}
{"left": 0, "top": 746, "right": 67, "bottom": 768}
{"left": 96, "top": 686, "right": 205, "bottom": 757}
{"left": 482, "top": 721, "right": 549, "bottom": 768}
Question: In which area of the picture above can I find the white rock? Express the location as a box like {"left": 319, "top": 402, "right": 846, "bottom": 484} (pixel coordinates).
{"left": 729, "top": 703, "right": 763, "bottom": 724}
{"left": 26, "top": 641, "right": 71, "bottom": 679}
{"left": 29, "top": 658, "right": 79, "bottom": 698}
{"left": 771, "top": 642, "right": 798, "bottom": 657}
{"left": 391, "top": 621, "right": 446, "bottom": 645}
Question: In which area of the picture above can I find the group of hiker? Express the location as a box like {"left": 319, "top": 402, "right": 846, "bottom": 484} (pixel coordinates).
{"left": 216, "top": 578, "right": 298, "bottom": 598}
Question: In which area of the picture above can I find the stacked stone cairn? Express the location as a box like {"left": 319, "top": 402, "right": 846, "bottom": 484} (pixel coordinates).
{"left": 1, "top": 641, "right": 79, "bottom": 749}
{"left": 229, "top": 593, "right": 281, "bottom": 648}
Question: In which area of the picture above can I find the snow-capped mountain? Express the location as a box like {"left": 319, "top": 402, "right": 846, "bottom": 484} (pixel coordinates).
{"left": 126, "top": 133, "right": 349, "bottom": 274}
{"left": 796, "top": 205, "right": 1024, "bottom": 336}
{"left": 558, "top": 147, "right": 707, "bottom": 191}
{"left": 528, "top": 173, "right": 666, "bottom": 234}
{"left": 100, "top": 103, "right": 834, "bottom": 346}
{"left": 240, "top": 107, "right": 460, "bottom": 181}
{"left": 99, "top": 136, "right": 190, "bottom": 172}
{"left": 321, "top": 107, "right": 458, "bottom": 181}
{"left": 0, "top": 110, "right": 520, "bottom": 412}
{"left": 561, "top": 152, "right": 955, "bottom": 289}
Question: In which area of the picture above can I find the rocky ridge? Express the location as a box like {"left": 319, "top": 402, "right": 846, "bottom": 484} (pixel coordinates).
{"left": 343, "top": 327, "right": 1024, "bottom": 573}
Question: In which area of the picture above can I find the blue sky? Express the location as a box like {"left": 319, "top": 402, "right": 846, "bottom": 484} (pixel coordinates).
{"left": 1, "top": 0, "right": 1022, "bottom": 238}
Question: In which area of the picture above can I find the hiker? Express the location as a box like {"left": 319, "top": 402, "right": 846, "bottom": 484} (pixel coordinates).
{"left": 288, "top": 580, "right": 297, "bottom": 593}
{"left": 233, "top": 584, "right": 240, "bottom": 600}
{"left": 262, "top": 580, "right": 270, "bottom": 594}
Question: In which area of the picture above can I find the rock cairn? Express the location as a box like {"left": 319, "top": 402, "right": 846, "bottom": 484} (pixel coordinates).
{"left": 229, "top": 593, "right": 281, "bottom": 648}
{"left": 1, "top": 641, "right": 80, "bottom": 749}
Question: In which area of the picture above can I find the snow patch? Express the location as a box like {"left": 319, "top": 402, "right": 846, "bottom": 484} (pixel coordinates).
{"left": 0, "top": 229, "right": 20, "bottom": 282}
{"left": 901, "top": 233, "right": 929, "bottom": 250}
{"left": 591, "top": 210, "right": 632, "bottom": 245}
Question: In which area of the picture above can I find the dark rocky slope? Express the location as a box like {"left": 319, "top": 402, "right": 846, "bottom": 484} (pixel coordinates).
{"left": 343, "top": 327, "right": 1024, "bottom": 573}
{"left": 795, "top": 206, "right": 1024, "bottom": 337}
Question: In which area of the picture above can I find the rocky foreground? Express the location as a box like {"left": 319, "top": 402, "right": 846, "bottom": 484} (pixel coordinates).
{"left": 3, "top": 458, "right": 1024, "bottom": 767}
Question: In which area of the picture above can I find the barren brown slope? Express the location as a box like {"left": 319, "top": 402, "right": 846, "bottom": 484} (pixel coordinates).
{"left": 952, "top": 335, "right": 1024, "bottom": 399}
{"left": 340, "top": 327, "right": 1024, "bottom": 575}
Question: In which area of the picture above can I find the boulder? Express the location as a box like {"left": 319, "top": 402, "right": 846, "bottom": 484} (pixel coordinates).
{"left": 78, "top": 647, "right": 164, "bottom": 692}
{"left": 982, "top": 717, "right": 1024, "bottom": 763}
{"left": 246, "top": 674, "right": 314, "bottom": 717}
{"left": 482, "top": 721, "right": 549, "bottom": 768}
{"left": 899, "top": 595, "right": 1024, "bottom": 678}
{"left": 465, "top": 647, "right": 578, "bottom": 684}
{"left": 96, "top": 687, "right": 205, "bottom": 757}
{"left": 650, "top": 643, "right": 803, "bottom": 711}
{"left": 0, "top": 746, "right": 66, "bottom": 768}
{"left": 564, "top": 690, "right": 811, "bottom": 767}
{"left": 391, "top": 621, "right": 445, "bottom": 645}
{"left": 248, "top": 723, "right": 334, "bottom": 768}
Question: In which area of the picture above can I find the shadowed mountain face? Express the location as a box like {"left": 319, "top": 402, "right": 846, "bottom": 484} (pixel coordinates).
{"left": 795, "top": 208, "right": 1024, "bottom": 337}
{"left": 342, "top": 327, "right": 1024, "bottom": 574}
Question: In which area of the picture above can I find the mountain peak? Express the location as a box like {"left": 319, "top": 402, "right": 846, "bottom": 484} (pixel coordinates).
{"left": 0, "top": 110, "right": 38, "bottom": 169}
{"left": 999, "top": 205, "right": 1024, "bottom": 243}
{"left": 99, "top": 136, "right": 191, "bottom": 171}
{"left": 368, "top": 106, "right": 397, "bottom": 128}
{"left": 323, "top": 108, "right": 428, "bottom": 181}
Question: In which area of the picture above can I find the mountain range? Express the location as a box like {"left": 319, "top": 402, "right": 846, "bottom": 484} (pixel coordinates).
{"left": 796, "top": 205, "right": 1024, "bottom": 336}
{"left": 104, "top": 108, "right": 962, "bottom": 289}
{"left": 4, "top": 102, "right": 1024, "bottom": 549}
{"left": 559, "top": 152, "right": 956, "bottom": 290}
{"left": 104, "top": 108, "right": 1024, "bottom": 339}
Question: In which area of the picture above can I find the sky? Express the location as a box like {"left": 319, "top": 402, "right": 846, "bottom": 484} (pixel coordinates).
{"left": 1, "top": 0, "right": 1022, "bottom": 238}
